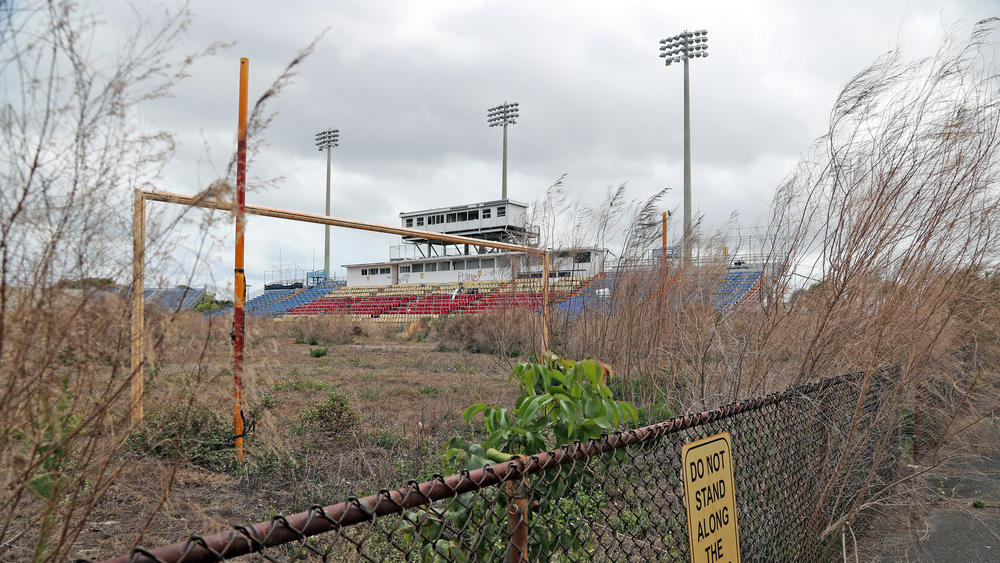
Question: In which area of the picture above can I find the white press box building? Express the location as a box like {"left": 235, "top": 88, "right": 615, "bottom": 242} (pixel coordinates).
{"left": 343, "top": 199, "right": 606, "bottom": 286}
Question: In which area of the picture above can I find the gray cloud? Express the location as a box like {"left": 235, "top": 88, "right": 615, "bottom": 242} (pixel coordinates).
{"left": 121, "top": 0, "right": 996, "bottom": 295}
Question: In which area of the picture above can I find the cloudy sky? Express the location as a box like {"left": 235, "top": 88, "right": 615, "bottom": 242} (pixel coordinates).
{"left": 121, "top": 0, "right": 996, "bottom": 295}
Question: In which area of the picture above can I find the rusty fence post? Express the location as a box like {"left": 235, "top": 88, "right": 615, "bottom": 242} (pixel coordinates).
{"left": 505, "top": 479, "right": 529, "bottom": 563}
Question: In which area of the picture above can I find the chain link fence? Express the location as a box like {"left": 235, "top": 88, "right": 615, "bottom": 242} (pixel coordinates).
{"left": 96, "top": 366, "right": 903, "bottom": 562}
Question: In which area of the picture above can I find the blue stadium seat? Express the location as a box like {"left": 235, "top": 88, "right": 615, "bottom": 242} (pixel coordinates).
{"left": 143, "top": 287, "right": 205, "bottom": 311}
{"left": 557, "top": 268, "right": 762, "bottom": 318}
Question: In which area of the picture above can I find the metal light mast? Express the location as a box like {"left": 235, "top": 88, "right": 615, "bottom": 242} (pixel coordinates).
{"left": 660, "top": 29, "right": 708, "bottom": 266}
{"left": 315, "top": 128, "right": 340, "bottom": 279}
{"left": 487, "top": 101, "right": 519, "bottom": 200}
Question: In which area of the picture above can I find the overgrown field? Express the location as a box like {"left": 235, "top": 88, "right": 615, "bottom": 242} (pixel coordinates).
{"left": 63, "top": 313, "right": 525, "bottom": 560}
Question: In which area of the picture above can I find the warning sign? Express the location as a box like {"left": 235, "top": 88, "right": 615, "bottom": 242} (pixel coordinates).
{"left": 682, "top": 432, "right": 741, "bottom": 563}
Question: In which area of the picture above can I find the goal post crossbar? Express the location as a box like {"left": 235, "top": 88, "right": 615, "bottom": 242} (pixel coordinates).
{"left": 130, "top": 189, "right": 552, "bottom": 425}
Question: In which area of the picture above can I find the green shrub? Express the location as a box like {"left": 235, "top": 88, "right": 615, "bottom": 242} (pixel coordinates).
{"left": 193, "top": 292, "right": 233, "bottom": 313}
{"left": 429, "top": 311, "right": 534, "bottom": 356}
{"left": 309, "top": 347, "right": 328, "bottom": 358}
{"left": 126, "top": 406, "right": 235, "bottom": 472}
{"left": 360, "top": 384, "right": 382, "bottom": 400}
{"left": 286, "top": 316, "right": 358, "bottom": 346}
{"left": 255, "top": 391, "right": 280, "bottom": 410}
{"left": 368, "top": 430, "right": 406, "bottom": 449}
{"left": 299, "top": 392, "right": 358, "bottom": 435}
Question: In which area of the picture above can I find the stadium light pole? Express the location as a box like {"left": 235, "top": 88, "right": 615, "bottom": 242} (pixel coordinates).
{"left": 315, "top": 128, "right": 340, "bottom": 279}
{"left": 487, "top": 102, "right": 519, "bottom": 200}
{"left": 660, "top": 29, "right": 708, "bottom": 267}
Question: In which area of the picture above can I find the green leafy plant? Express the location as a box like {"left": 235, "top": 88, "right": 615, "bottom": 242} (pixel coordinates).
{"left": 309, "top": 347, "right": 328, "bottom": 358}
{"left": 298, "top": 392, "right": 358, "bottom": 435}
{"left": 972, "top": 498, "right": 985, "bottom": 509}
{"left": 16, "top": 382, "right": 82, "bottom": 561}
{"left": 447, "top": 354, "right": 636, "bottom": 465}
{"left": 193, "top": 291, "right": 233, "bottom": 313}
{"left": 404, "top": 354, "right": 638, "bottom": 560}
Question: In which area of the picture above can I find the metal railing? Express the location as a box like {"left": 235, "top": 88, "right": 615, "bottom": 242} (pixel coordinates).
{"left": 97, "top": 367, "right": 902, "bottom": 562}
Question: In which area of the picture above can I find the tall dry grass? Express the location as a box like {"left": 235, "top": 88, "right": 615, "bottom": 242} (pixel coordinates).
{"left": 0, "top": 2, "right": 327, "bottom": 559}
{"left": 536, "top": 20, "right": 1000, "bottom": 556}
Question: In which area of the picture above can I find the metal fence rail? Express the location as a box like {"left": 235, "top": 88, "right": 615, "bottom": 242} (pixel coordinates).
{"left": 98, "top": 367, "right": 902, "bottom": 562}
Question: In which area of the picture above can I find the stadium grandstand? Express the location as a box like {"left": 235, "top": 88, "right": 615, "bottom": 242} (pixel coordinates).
{"left": 214, "top": 196, "right": 766, "bottom": 321}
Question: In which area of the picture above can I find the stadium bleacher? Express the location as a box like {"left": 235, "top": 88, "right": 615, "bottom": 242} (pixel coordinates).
{"left": 348, "top": 294, "right": 416, "bottom": 316}
{"left": 144, "top": 287, "right": 205, "bottom": 311}
{"left": 555, "top": 268, "right": 763, "bottom": 318}
{"left": 387, "top": 292, "right": 478, "bottom": 317}
{"left": 246, "top": 288, "right": 294, "bottom": 314}
{"left": 286, "top": 285, "right": 379, "bottom": 316}
{"left": 555, "top": 273, "right": 617, "bottom": 317}
{"left": 711, "top": 269, "right": 763, "bottom": 311}
{"left": 210, "top": 281, "right": 346, "bottom": 318}
{"left": 202, "top": 268, "right": 762, "bottom": 320}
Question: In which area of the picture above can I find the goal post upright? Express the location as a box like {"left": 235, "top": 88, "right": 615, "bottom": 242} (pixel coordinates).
{"left": 233, "top": 57, "right": 249, "bottom": 462}
{"left": 130, "top": 190, "right": 145, "bottom": 425}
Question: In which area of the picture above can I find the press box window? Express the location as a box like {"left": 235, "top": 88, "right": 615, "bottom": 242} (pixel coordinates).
{"left": 438, "top": 261, "right": 451, "bottom": 271}
{"left": 481, "top": 258, "right": 495, "bottom": 268}
{"left": 482, "top": 208, "right": 491, "bottom": 219}
{"left": 457, "top": 211, "right": 467, "bottom": 221}
{"left": 446, "top": 213, "right": 457, "bottom": 223}
{"left": 411, "top": 264, "right": 423, "bottom": 273}
{"left": 416, "top": 217, "right": 424, "bottom": 226}
{"left": 425, "top": 262, "right": 437, "bottom": 272}
{"left": 468, "top": 210, "right": 479, "bottom": 220}
{"left": 405, "top": 218, "right": 413, "bottom": 227}
{"left": 361, "top": 269, "right": 368, "bottom": 276}
{"left": 379, "top": 268, "right": 390, "bottom": 275}
{"left": 399, "top": 265, "right": 411, "bottom": 273}
{"left": 497, "top": 206, "right": 506, "bottom": 218}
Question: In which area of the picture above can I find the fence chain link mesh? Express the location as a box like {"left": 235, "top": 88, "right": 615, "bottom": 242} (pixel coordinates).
{"left": 92, "top": 367, "right": 903, "bottom": 562}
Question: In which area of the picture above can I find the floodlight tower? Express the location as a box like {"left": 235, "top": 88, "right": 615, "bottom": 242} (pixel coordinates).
{"left": 487, "top": 101, "right": 519, "bottom": 200}
{"left": 660, "top": 29, "right": 708, "bottom": 266}
{"left": 315, "top": 128, "right": 339, "bottom": 279}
